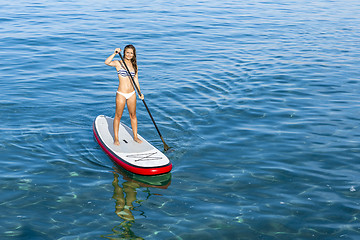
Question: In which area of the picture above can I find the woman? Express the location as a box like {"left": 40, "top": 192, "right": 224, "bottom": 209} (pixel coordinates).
{"left": 105, "top": 45, "right": 144, "bottom": 146}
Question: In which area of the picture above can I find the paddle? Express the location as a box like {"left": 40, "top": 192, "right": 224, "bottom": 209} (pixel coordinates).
{"left": 117, "top": 52, "right": 171, "bottom": 151}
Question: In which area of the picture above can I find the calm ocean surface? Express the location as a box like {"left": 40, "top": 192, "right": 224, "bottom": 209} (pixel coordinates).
{"left": 1, "top": 0, "right": 360, "bottom": 239}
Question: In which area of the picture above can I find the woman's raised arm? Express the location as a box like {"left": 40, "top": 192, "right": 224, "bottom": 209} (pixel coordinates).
{"left": 105, "top": 48, "right": 121, "bottom": 66}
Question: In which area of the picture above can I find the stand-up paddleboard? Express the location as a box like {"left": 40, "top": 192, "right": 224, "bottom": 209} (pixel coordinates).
{"left": 93, "top": 115, "right": 172, "bottom": 175}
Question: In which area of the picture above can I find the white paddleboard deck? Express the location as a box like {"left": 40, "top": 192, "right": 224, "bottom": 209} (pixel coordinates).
{"left": 93, "top": 115, "right": 172, "bottom": 175}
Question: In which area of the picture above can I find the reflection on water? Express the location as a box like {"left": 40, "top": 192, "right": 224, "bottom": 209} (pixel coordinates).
{"left": 102, "top": 168, "right": 172, "bottom": 239}
{"left": 105, "top": 172, "right": 141, "bottom": 239}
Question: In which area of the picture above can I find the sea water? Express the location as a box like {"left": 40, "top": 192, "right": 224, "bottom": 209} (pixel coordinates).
{"left": 1, "top": 0, "right": 360, "bottom": 239}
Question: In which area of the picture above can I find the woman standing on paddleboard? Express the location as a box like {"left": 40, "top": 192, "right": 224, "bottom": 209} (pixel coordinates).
{"left": 105, "top": 45, "right": 144, "bottom": 146}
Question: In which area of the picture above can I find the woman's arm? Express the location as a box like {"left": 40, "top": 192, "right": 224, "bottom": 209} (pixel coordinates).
{"left": 134, "top": 74, "right": 144, "bottom": 100}
{"left": 105, "top": 48, "right": 121, "bottom": 67}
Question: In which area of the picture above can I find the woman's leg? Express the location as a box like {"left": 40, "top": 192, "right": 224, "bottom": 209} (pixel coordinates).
{"left": 127, "top": 94, "right": 142, "bottom": 143}
{"left": 114, "top": 93, "right": 126, "bottom": 145}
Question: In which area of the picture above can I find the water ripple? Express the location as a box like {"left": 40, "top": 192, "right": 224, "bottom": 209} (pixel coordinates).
{"left": 1, "top": 0, "right": 360, "bottom": 239}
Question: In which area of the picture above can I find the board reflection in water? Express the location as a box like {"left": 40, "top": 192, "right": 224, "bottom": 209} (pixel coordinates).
{"left": 102, "top": 167, "right": 171, "bottom": 239}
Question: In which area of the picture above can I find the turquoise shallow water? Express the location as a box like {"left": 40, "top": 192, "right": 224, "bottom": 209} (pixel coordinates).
{"left": 1, "top": 0, "right": 360, "bottom": 239}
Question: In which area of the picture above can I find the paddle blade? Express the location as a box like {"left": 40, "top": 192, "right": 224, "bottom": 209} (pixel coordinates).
{"left": 161, "top": 136, "right": 171, "bottom": 151}
{"left": 163, "top": 142, "right": 171, "bottom": 152}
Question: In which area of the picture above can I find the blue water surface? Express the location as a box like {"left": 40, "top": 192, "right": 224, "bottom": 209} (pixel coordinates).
{"left": 1, "top": 0, "right": 360, "bottom": 239}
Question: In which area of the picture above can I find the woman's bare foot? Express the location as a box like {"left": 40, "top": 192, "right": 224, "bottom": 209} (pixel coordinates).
{"left": 134, "top": 137, "right": 142, "bottom": 144}
{"left": 114, "top": 140, "right": 120, "bottom": 146}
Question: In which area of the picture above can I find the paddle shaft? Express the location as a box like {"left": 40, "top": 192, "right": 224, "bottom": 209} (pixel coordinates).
{"left": 118, "top": 52, "right": 170, "bottom": 151}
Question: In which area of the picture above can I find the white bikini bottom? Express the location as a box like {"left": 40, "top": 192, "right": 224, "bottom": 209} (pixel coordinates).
{"left": 116, "top": 91, "right": 135, "bottom": 100}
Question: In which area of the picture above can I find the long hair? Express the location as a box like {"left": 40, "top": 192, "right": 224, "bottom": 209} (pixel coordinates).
{"left": 123, "top": 44, "right": 138, "bottom": 74}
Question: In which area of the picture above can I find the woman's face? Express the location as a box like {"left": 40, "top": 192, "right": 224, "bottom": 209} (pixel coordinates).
{"left": 124, "top": 48, "right": 134, "bottom": 60}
